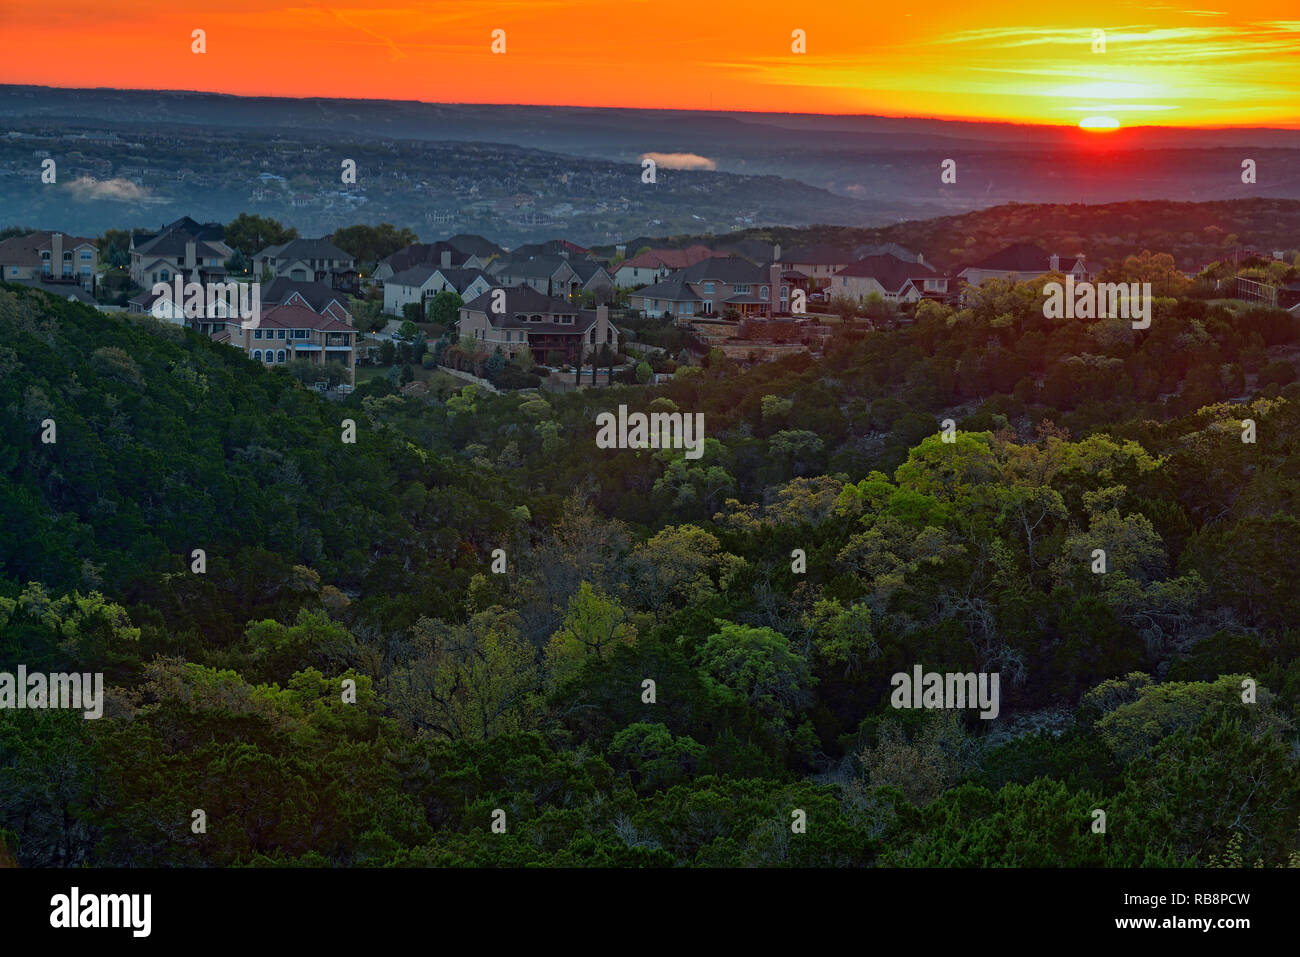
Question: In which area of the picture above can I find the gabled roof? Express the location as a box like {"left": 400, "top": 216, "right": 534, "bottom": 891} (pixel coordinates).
{"left": 632, "top": 273, "right": 701, "bottom": 302}
{"left": 135, "top": 230, "right": 229, "bottom": 259}
{"left": 389, "top": 266, "right": 490, "bottom": 293}
{"left": 835, "top": 253, "right": 934, "bottom": 293}
{"left": 258, "top": 302, "right": 354, "bottom": 332}
{"left": 0, "top": 230, "right": 97, "bottom": 266}
{"left": 447, "top": 233, "right": 504, "bottom": 259}
{"left": 853, "top": 242, "right": 922, "bottom": 263}
{"left": 260, "top": 277, "right": 349, "bottom": 314}
{"left": 493, "top": 254, "right": 576, "bottom": 279}
{"left": 379, "top": 242, "right": 470, "bottom": 272}
{"left": 461, "top": 285, "right": 599, "bottom": 333}
{"left": 569, "top": 259, "right": 611, "bottom": 283}
{"left": 968, "top": 242, "right": 1083, "bottom": 273}
{"left": 680, "top": 256, "right": 769, "bottom": 284}
{"left": 257, "top": 238, "right": 353, "bottom": 262}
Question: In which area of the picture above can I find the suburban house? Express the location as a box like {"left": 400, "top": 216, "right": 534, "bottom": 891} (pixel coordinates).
{"left": 382, "top": 265, "right": 492, "bottom": 316}
{"left": 0, "top": 230, "right": 98, "bottom": 289}
{"left": 259, "top": 278, "right": 355, "bottom": 325}
{"left": 958, "top": 242, "right": 1092, "bottom": 286}
{"left": 568, "top": 258, "right": 615, "bottom": 302}
{"left": 456, "top": 286, "right": 619, "bottom": 366}
{"left": 253, "top": 238, "right": 355, "bottom": 285}
{"left": 487, "top": 254, "right": 582, "bottom": 297}
{"left": 774, "top": 244, "right": 856, "bottom": 290}
{"left": 130, "top": 221, "right": 231, "bottom": 287}
{"left": 612, "top": 245, "right": 716, "bottom": 288}
{"left": 833, "top": 254, "right": 948, "bottom": 303}
{"left": 631, "top": 257, "right": 787, "bottom": 320}
{"left": 207, "top": 302, "right": 358, "bottom": 384}
{"left": 372, "top": 242, "right": 486, "bottom": 284}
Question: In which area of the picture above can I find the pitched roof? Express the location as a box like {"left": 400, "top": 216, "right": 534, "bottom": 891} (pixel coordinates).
{"left": 257, "top": 238, "right": 353, "bottom": 262}
{"left": 461, "top": 285, "right": 599, "bottom": 333}
{"left": 379, "top": 242, "right": 470, "bottom": 272}
{"left": 8, "top": 278, "right": 96, "bottom": 304}
{"left": 0, "top": 230, "right": 97, "bottom": 266}
{"left": 835, "top": 253, "right": 934, "bottom": 293}
{"left": 493, "top": 254, "right": 576, "bottom": 279}
{"left": 618, "top": 245, "right": 716, "bottom": 271}
{"left": 632, "top": 273, "right": 701, "bottom": 302}
{"left": 510, "top": 239, "right": 589, "bottom": 258}
{"left": 260, "top": 277, "right": 349, "bottom": 313}
{"left": 135, "top": 230, "right": 228, "bottom": 259}
{"left": 969, "top": 242, "right": 1083, "bottom": 273}
{"left": 258, "top": 302, "right": 354, "bottom": 332}
{"left": 680, "top": 256, "right": 769, "bottom": 284}
{"left": 569, "top": 259, "right": 611, "bottom": 283}
{"left": 853, "top": 242, "right": 922, "bottom": 263}
{"left": 389, "top": 265, "right": 490, "bottom": 293}
{"left": 447, "top": 233, "right": 504, "bottom": 259}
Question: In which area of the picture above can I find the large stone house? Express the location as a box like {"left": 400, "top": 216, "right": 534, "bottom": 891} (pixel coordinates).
{"left": 0, "top": 230, "right": 98, "bottom": 289}
{"left": 958, "top": 242, "right": 1092, "bottom": 286}
{"left": 253, "top": 238, "right": 355, "bottom": 285}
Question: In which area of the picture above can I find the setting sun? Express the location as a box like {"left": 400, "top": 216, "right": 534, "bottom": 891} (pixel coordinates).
{"left": 1079, "top": 116, "right": 1121, "bottom": 131}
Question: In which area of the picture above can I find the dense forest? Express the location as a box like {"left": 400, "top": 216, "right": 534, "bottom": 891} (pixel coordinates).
{"left": 2, "top": 274, "right": 1299, "bottom": 867}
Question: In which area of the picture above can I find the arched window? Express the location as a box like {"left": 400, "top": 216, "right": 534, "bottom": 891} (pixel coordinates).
{"left": 252, "top": 350, "right": 262, "bottom": 361}
{"left": 760, "top": 286, "right": 769, "bottom": 300}
{"left": 276, "top": 350, "right": 286, "bottom": 363}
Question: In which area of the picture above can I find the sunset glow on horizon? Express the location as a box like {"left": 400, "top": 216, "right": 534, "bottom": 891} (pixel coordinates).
{"left": 0, "top": 1, "right": 1297, "bottom": 128}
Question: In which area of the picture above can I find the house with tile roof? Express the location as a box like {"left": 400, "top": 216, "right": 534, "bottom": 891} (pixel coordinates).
{"left": 259, "top": 278, "right": 355, "bottom": 325}
{"left": 205, "top": 302, "right": 358, "bottom": 384}
{"left": 612, "top": 245, "right": 717, "bottom": 288}
{"left": 833, "top": 254, "right": 947, "bottom": 304}
{"left": 456, "top": 286, "right": 618, "bottom": 366}
{"left": 0, "top": 230, "right": 98, "bottom": 289}
{"left": 446, "top": 233, "right": 505, "bottom": 261}
{"left": 958, "top": 242, "right": 1092, "bottom": 286}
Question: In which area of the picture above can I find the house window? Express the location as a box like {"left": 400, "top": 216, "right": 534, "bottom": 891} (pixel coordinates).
{"left": 702, "top": 282, "right": 715, "bottom": 293}
{"left": 760, "top": 286, "right": 769, "bottom": 300}
{"left": 780, "top": 286, "right": 789, "bottom": 302}
{"left": 735, "top": 284, "right": 750, "bottom": 294}
{"left": 161, "top": 270, "right": 170, "bottom": 281}
{"left": 254, "top": 330, "right": 263, "bottom": 340}
{"left": 253, "top": 350, "right": 262, "bottom": 361}
{"left": 277, "top": 329, "right": 286, "bottom": 340}
{"left": 703, "top": 300, "right": 712, "bottom": 312}
{"left": 276, "top": 350, "right": 286, "bottom": 363}
{"left": 63, "top": 252, "right": 72, "bottom": 262}
{"left": 80, "top": 251, "right": 92, "bottom": 261}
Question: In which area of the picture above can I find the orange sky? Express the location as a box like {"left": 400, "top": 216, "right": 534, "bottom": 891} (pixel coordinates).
{"left": 1, "top": 1, "right": 1297, "bottom": 127}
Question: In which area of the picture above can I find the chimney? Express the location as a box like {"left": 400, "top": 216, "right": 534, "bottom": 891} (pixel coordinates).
{"left": 768, "top": 263, "right": 783, "bottom": 315}
{"left": 51, "top": 232, "right": 63, "bottom": 276}
{"left": 441, "top": 249, "right": 451, "bottom": 268}
{"left": 773, "top": 243, "right": 782, "bottom": 263}
{"left": 917, "top": 252, "right": 926, "bottom": 266}
{"left": 1049, "top": 253, "right": 1060, "bottom": 272}
{"left": 186, "top": 240, "right": 197, "bottom": 270}
{"left": 596, "top": 304, "right": 610, "bottom": 343}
